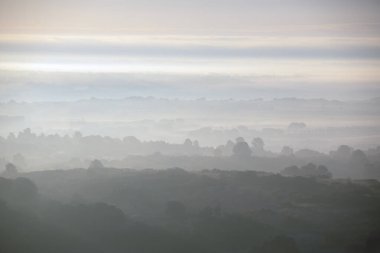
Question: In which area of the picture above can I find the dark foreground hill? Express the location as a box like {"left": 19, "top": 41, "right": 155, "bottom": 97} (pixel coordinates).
{"left": 1, "top": 168, "right": 380, "bottom": 253}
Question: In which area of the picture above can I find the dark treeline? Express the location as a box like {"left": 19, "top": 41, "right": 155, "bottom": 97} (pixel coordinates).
{"left": 1, "top": 167, "right": 380, "bottom": 253}
{"left": 1, "top": 129, "right": 380, "bottom": 179}
{"left": 0, "top": 128, "right": 213, "bottom": 157}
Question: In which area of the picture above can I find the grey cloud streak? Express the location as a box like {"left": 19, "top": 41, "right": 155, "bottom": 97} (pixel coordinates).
{"left": 2, "top": 39, "right": 380, "bottom": 60}
{"left": 1, "top": 71, "right": 379, "bottom": 102}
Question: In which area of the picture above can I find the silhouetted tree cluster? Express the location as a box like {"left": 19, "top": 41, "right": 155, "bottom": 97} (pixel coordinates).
{"left": 281, "top": 163, "right": 332, "bottom": 178}
{"left": 1, "top": 129, "right": 380, "bottom": 179}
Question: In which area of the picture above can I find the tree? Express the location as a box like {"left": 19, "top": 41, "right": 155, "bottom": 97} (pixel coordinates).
{"left": 73, "top": 131, "right": 83, "bottom": 139}
{"left": 331, "top": 145, "right": 353, "bottom": 160}
{"left": 251, "top": 137, "right": 264, "bottom": 154}
{"left": 7, "top": 132, "right": 16, "bottom": 141}
{"left": 281, "top": 146, "right": 294, "bottom": 156}
{"left": 350, "top": 149, "right": 369, "bottom": 166}
{"left": 281, "top": 164, "right": 332, "bottom": 178}
{"left": 317, "top": 165, "right": 332, "bottom": 178}
{"left": 123, "top": 136, "right": 141, "bottom": 146}
{"left": 300, "top": 163, "right": 317, "bottom": 176}
{"left": 88, "top": 159, "right": 105, "bottom": 170}
{"left": 183, "top": 139, "right": 193, "bottom": 153}
{"left": 236, "top": 137, "right": 245, "bottom": 143}
{"left": 183, "top": 139, "right": 192, "bottom": 147}
{"left": 233, "top": 141, "right": 252, "bottom": 158}
{"left": 2, "top": 163, "right": 18, "bottom": 178}
{"left": 12, "top": 153, "right": 26, "bottom": 168}
{"left": 281, "top": 165, "right": 300, "bottom": 177}
{"left": 288, "top": 122, "right": 306, "bottom": 131}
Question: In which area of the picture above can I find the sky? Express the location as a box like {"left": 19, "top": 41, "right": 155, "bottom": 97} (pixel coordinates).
{"left": 0, "top": 0, "right": 380, "bottom": 101}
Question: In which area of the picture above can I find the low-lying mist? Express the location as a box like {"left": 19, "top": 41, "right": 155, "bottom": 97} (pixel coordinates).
{"left": 1, "top": 97, "right": 379, "bottom": 151}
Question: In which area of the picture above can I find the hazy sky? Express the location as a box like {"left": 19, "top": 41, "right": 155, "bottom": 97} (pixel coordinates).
{"left": 0, "top": 0, "right": 380, "bottom": 101}
{"left": 1, "top": 0, "right": 380, "bottom": 35}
